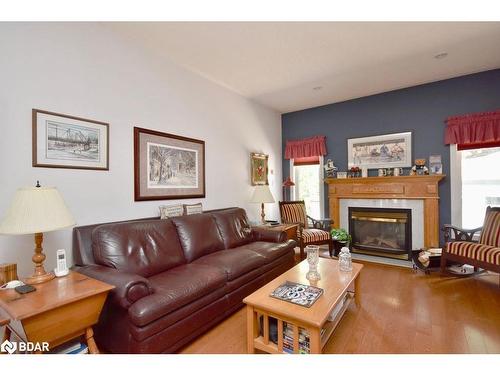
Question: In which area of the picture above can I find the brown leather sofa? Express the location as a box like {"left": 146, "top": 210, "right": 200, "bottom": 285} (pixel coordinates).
{"left": 73, "top": 207, "right": 296, "bottom": 353}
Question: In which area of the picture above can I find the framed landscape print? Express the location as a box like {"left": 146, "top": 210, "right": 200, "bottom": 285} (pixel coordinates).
{"left": 32, "top": 109, "right": 109, "bottom": 170}
{"left": 134, "top": 127, "right": 205, "bottom": 201}
{"left": 250, "top": 152, "right": 269, "bottom": 185}
{"left": 347, "top": 132, "right": 412, "bottom": 169}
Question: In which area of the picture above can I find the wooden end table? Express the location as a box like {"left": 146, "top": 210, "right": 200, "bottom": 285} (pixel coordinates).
{"left": 0, "top": 271, "right": 113, "bottom": 354}
{"left": 243, "top": 258, "right": 363, "bottom": 354}
{"left": 253, "top": 223, "right": 299, "bottom": 243}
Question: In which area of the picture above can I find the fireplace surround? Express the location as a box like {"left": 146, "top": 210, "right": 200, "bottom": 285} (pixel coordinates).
{"left": 325, "top": 175, "right": 445, "bottom": 249}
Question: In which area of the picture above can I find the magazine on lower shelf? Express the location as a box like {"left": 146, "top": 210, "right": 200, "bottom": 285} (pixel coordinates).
{"left": 270, "top": 281, "right": 323, "bottom": 307}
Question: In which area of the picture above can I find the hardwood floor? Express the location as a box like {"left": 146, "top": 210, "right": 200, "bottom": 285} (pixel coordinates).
{"left": 179, "top": 261, "right": 500, "bottom": 354}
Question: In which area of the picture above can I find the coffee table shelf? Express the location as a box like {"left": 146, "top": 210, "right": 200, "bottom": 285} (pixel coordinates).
{"left": 244, "top": 258, "right": 362, "bottom": 354}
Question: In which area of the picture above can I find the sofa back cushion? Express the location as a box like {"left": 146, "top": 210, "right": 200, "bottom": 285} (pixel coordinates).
{"left": 211, "top": 208, "right": 253, "bottom": 249}
{"left": 172, "top": 213, "right": 225, "bottom": 262}
{"left": 92, "top": 219, "right": 186, "bottom": 277}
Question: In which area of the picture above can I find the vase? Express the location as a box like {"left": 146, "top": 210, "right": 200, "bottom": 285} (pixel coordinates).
{"left": 305, "top": 245, "right": 321, "bottom": 281}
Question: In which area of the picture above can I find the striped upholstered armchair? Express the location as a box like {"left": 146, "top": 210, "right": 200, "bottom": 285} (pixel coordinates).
{"left": 441, "top": 206, "right": 500, "bottom": 281}
{"left": 279, "top": 200, "right": 333, "bottom": 259}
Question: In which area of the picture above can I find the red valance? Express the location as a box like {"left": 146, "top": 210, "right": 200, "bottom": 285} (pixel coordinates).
{"left": 284, "top": 136, "right": 327, "bottom": 159}
{"left": 445, "top": 110, "right": 500, "bottom": 146}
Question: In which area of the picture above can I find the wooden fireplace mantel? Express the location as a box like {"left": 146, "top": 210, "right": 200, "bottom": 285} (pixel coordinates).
{"left": 325, "top": 175, "right": 445, "bottom": 248}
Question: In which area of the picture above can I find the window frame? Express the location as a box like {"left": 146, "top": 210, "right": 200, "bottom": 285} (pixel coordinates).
{"left": 289, "top": 156, "right": 325, "bottom": 219}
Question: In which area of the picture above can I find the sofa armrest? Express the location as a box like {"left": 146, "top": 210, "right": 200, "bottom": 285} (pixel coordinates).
{"left": 251, "top": 227, "right": 287, "bottom": 243}
{"left": 78, "top": 265, "right": 154, "bottom": 309}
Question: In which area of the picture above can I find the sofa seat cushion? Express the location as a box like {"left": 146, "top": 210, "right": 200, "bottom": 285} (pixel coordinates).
{"left": 448, "top": 241, "right": 500, "bottom": 264}
{"left": 193, "top": 248, "right": 267, "bottom": 281}
{"left": 238, "top": 241, "right": 295, "bottom": 261}
{"left": 128, "top": 264, "right": 226, "bottom": 327}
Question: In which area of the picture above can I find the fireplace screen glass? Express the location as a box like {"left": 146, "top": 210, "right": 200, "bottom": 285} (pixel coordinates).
{"left": 349, "top": 208, "right": 411, "bottom": 254}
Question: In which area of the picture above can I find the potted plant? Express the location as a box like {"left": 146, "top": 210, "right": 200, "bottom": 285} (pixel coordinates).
{"left": 330, "top": 228, "right": 352, "bottom": 256}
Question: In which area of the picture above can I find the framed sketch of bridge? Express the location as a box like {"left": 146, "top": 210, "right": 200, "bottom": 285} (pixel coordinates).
{"left": 134, "top": 127, "right": 205, "bottom": 201}
{"left": 32, "top": 109, "right": 109, "bottom": 170}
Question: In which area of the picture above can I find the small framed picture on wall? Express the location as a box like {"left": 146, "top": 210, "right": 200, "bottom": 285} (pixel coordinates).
{"left": 250, "top": 152, "right": 269, "bottom": 185}
{"left": 32, "top": 109, "right": 109, "bottom": 170}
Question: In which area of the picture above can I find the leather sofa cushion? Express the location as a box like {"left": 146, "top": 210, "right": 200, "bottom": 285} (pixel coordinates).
{"left": 193, "top": 248, "right": 267, "bottom": 281}
{"left": 172, "top": 214, "right": 225, "bottom": 262}
{"left": 211, "top": 208, "right": 253, "bottom": 249}
{"left": 239, "top": 240, "right": 296, "bottom": 261}
{"left": 92, "top": 220, "right": 186, "bottom": 278}
{"left": 128, "top": 263, "right": 226, "bottom": 327}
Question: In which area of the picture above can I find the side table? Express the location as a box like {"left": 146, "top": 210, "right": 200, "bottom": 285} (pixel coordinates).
{"left": 0, "top": 271, "right": 113, "bottom": 354}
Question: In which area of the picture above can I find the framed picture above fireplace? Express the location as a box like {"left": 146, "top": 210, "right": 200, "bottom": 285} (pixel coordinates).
{"left": 347, "top": 132, "right": 412, "bottom": 169}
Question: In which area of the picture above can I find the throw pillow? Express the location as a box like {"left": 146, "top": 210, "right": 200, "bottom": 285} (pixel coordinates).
{"left": 159, "top": 204, "right": 184, "bottom": 219}
{"left": 184, "top": 203, "right": 203, "bottom": 215}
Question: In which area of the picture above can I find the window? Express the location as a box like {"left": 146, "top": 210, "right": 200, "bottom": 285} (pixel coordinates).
{"left": 451, "top": 144, "right": 500, "bottom": 228}
{"left": 460, "top": 146, "right": 500, "bottom": 228}
{"left": 291, "top": 157, "right": 324, "bottom": 219}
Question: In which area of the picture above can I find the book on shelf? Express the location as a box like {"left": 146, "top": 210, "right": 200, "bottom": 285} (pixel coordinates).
{"left": 50, "top": 341, "right": 88, "bottom": 354}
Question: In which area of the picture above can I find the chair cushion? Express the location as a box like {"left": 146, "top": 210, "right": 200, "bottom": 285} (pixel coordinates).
{"left": 193, "top": 248, "right": 268, "bottom": 281}
{"left": 92, "top": 219, "right": 186, "bottom": 278}
{"left": 448, "top": 241, "right": 500, "bottom": 265}
{"left": 301, "top": 228, "right": 331, "bottom": 243}
{"left": 128, "top": 263, "right": 226, "bottom": 327}
{"left": 238, "top": 241, "right": 295, "bottom": 261}
{"left": 171, "top": 214, "right": 225, "bottom": 262}
{"left": 211, "top": 208, "right": 253, "bottom": 249}
{"left": 479, "top": 209, "right": 500, "bottom": 247}
{"left": 280, "top": 202, "right": 308, "bottom": 228}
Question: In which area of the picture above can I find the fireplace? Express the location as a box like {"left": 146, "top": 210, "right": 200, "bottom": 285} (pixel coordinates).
{"left": 348, "top": 207, "right": 412, "bottom": 259}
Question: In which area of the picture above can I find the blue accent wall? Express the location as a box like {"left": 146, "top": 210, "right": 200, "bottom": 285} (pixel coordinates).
{"left": 282, "top": 69, "right": 500, "bottom": 243}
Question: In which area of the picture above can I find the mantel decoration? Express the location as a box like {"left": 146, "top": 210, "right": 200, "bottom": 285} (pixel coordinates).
{"left": 347, "top": 132, "right": 412, "bottom": 169}
{"left": 134, "top": 127, "right": 205, "bottom": 201}
{"left": 250, "top": 153, "right": 269, "bottom": 185}
{"left": 0, "top": 182, "right": 75, "bottom": 284}
{"left": 32, "top": 109, "right": 109, "bottom": 170}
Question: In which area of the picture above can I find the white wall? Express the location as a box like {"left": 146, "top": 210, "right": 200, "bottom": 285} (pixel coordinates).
{"left": 0, "top": 23, "right": 282, "bottom": 278}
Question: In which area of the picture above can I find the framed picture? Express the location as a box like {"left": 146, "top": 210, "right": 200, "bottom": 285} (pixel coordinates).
{"left": 347, "top": 132, "right": 412, "bottom": 169}
{"left": 32, "top": 109, "right": 109, "bottom": 170}
{"left": 250, "top": 153, "right": 269, "bottom": 185}
{"left": 134, "top": 127, "right": 205, "bottom": 201}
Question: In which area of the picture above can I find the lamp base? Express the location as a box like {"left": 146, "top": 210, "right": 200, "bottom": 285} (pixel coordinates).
{"left": 24, "top": 271, "right": 55, "bottom": 285}
{"left": 24, "top": 232, "right": 55, "bottom": 285}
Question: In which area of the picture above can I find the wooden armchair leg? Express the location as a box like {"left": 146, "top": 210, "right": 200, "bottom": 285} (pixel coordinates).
{"left": 440, "top": 253, "right": 447, "bottom": 274}
{"left": 328, "top": 241, "right": 333, "bottom": 258}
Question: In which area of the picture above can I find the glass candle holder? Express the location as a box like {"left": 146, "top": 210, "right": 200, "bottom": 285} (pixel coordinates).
{"left": 339, "top": 247, "right": 353, "bottom": 272}
{"left": 305, "top": 245, "right": 321, "bottom": 281}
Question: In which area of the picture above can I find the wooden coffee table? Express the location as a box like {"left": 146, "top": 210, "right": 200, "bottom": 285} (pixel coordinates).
{"left": 243, "top": 258, "right": 362, "bottom": 354}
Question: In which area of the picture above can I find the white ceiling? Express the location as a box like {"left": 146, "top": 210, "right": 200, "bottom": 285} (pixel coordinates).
{"left": 106, "top": 22, "right": 500, "bottom": 113}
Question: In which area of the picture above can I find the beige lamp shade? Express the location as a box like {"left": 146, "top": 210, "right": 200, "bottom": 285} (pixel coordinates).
{"left": 0, "top": 186, "right": 75, "bottom": 235}
{"left": 250, "top": 185, "right": 275, "bottom": 204}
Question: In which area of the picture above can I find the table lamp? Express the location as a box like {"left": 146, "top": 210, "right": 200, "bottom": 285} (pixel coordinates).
{"left": 0, "top": 182, "right": 75, "bottom": 284}
{"left": 250, "top": 185, "right": 275, "bottom": 224}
